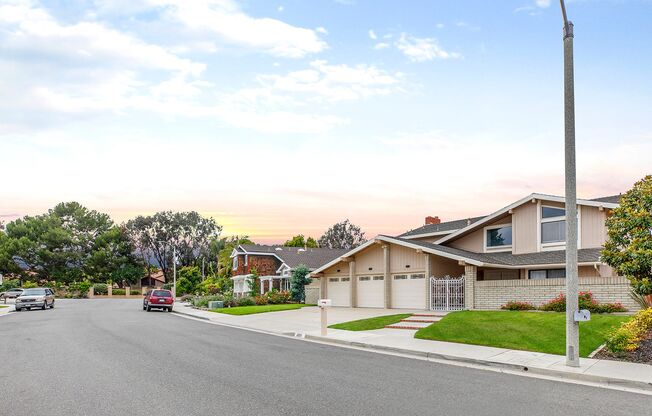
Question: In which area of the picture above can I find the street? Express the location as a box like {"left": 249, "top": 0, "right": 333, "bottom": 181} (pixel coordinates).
{"left": 0, "top": 300, "right": 649, "bottom": 416}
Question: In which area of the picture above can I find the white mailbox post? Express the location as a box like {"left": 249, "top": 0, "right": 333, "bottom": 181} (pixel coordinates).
{"left": 318, "top": 299, "right": 331, "bottom": 336}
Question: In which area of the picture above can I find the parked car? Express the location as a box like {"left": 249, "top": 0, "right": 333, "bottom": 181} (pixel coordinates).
{"left": 15, "top": 288, "right": 55, "bottom": 311}
{"left": 143, "top": 289, "right": 174, "bottom": 312}
{"left": 1, "top": 288, "right": 24, "bottom": 300}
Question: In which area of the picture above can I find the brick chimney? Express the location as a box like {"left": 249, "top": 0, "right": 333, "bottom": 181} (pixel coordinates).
{"left": 425, "top": 216, "right": 441, "bottom": 225}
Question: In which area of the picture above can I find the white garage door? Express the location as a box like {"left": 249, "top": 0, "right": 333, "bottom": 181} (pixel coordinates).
{"left": 357, "top": 275, "right": 384, "bottom": 308}
{"left": 392, "top": 273, "right": 426, "bottom": 309}
{"left": 327, "top": 277, "right": 350, "bottom": 307}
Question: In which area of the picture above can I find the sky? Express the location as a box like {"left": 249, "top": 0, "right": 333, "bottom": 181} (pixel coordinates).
{"left": 1, "top": 0, "right": 651, "bottom": 244}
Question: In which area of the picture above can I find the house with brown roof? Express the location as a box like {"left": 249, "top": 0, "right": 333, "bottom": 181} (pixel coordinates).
{"left": 230, "top": 245, "right": 347, "bottom": 297}
{"left": 309, "top": 193, "right": 635, "bottom": 311}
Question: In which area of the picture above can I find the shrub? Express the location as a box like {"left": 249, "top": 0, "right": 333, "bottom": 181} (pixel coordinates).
{"left": 0, "top": 279, "right": 20, "bottom": 292}
{"left": 93, "top": 283, "right": 108, "bottom": 295}
{"left": 254, "top": 295, "right": 268, "bottom": 305}
{"left": 539, "top": 292, "right": 627, "bottom": 313}
{"left": 180, "top": 294, "right": 194, "bottom": 303}
{"left": 112, "top": 289, "right": 126, "bottom": 296}
{"left": 192, "top": 295, "right": 225, "bottom": 308}
{"left": 605, "top": 308, "right": 652, "bottom": 353}
{"left": 501, "top": 301, "right": 537, "bottom": 311}
{"left": 175, "top": 277, "right": 194, "bottom": 297}
{"left": 267, "top": 290, "right": 291, "bottom": 304}
{"left": 163, "top": 283, "right": 173, "bottom": 290}
{"left": 22, "top": 281, "right": 38, "bottom": 289}
{"left": 130, "top": 290, "right": 140, "bottom": 296}
{"left": 237, "top": 296, "right": 255, "bottom": 307}
{"left": 68, "top": 281, "right": 92, "bottom": 298}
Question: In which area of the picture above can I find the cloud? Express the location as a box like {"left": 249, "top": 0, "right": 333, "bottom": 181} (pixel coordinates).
{"left": 316, "top": 26, "right": 328, "bottom": 35}
{"left": 146, "top": 0, "right": 327, "bottom": 58}
{"left": 368, "top": 29, "right": 377, "bottom": 40}
{"left": 536, "top": 0, "right": 551, "bottom": 8}
{"left": 395, "top": 33, "right": 462, "bottom": 62}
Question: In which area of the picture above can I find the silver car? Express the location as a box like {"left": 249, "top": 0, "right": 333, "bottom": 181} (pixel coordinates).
{"left": 14, "top": 288, "right": 55, "bottom": 311}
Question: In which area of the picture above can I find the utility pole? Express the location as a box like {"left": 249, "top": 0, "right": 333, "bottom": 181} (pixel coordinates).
{"left": 560, "top": 0, "right": 579, "bottom": 367}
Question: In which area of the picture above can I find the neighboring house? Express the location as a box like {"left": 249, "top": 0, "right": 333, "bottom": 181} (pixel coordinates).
{"left": 140, "top": 271, "right": 166, "bottom": 289}
{"left": 309, "top": 193, "right": 636, "bottom": 311}
{"left": 230, "top": 245, "right": 347, "bottom": 298}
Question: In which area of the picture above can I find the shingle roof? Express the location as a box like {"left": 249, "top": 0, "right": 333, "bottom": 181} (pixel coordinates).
{"left": 590, "top": 194, "right": 622, "bottom": 204}
{"left": 236, "top": 245, "right": 348, "bottom": 270}
{"left": 388, "top": 236, "right": 602, "bottom": 267}
{"left": 400, "top": 216, "right": 486, "bottom": 238}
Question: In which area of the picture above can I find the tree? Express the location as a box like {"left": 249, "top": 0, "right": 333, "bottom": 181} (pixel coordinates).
{"left": 289, "top": 264, "right": 311, "bottom": 302}
{"left": 125, "top": 211, "right": 222, "bottom": 282}
{"left": 318, "top": 219, "right": 366, "bottom": 250}
{"left": 284, "top": 234, "right": 318, "bottom": 248}
{"left": 216, "top": 236, "right": 254, "bottom": 278}
{"left": 247, "top": 267, "right": 260, "bottom": 297}
{"left": 85, "top": 226, "right": 143, "bottom": 283}
{"left": 602, "top": 175, "right": 652, "bottom": 295}
{"left": 1, "top": 202, "right": 119, "bottom": 283}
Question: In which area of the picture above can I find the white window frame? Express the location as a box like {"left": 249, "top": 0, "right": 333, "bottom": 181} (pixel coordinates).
{"left": 483, "top": 224, "right": 513, "bottom": 253}
{"left": 539, "top": 204, "right": 581, "bottom": 251}
{"left": 233, "top": 256, "right": 239, "bottom": 270}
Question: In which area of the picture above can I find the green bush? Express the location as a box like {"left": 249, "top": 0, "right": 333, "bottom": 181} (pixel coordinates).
{"left": 130, "top": 290, "right": 140, "bottom": 296}
{"left": 22, "top": 281, "right": 38, "bottom": 289}
{"left": 0, "top": 279, "right": 21, "bottom": 292}
{"left": 605, "top": 308, "right": 652, "bottom": 352}
{"left": 237, "top": 297, "right": 255, "bottom": 307}
{"left": 93, "top": 283, "right": 108, "bottom": 295}
{"left": 68, "top": 281, "right": 92, "bottom": 298}
{"left": 112, "top": 289, "right": 126, "bottom": 296}
{"left": 175, "top": 277, "right": 194, "bottom": 296}
{"left": 539, "top": 292, "right": 627, "bottom": 313}
{"left": 192, "top": 295, "right": 225, "bottom": 308}
{"left": 266, "top": 289, "right": 291, "bottom": 304}
{"left": 163, "top": 283, "right": 173, "bottom": 290}
{"left": 501, "top": 301, "right": 537, "bottom": 311}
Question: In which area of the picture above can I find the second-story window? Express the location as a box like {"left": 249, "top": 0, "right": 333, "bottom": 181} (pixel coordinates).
{"left": 541, "top": 206, "right": 566, "bottom": 244}
{"left": 233, "top": 256, "right": 238, "bottom": 270}
{"left": 485, "top": 225, "right": 512, "bottom": 250}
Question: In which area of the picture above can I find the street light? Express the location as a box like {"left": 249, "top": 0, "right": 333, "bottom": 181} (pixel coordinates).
{"left": 559, "top": 0, "right": 580, "bottom": 367}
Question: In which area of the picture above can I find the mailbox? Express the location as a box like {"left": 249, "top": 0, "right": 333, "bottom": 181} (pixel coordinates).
{"left": 318, "top": 299, "right": 332, "bottom": 308}
{"left": 574, "top": 309, "right": 591, "bottom": 322}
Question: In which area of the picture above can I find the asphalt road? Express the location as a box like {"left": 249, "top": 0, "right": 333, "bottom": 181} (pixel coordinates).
{"left": 0, "top": 299, "right": 649, "bottom": 416}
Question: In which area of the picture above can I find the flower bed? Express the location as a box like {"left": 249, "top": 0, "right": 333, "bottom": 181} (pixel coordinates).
{"left": 501, "top": 292, "right": 627, "bottom": 313}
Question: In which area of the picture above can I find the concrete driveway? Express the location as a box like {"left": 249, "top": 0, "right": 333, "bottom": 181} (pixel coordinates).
{"left": 175, "top": 303, "right": 423, "bottom": 335}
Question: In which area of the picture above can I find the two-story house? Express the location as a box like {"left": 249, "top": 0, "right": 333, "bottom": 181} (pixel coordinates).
{"left": 230, "top": 244, "right": 348, "bottom": 298}
{"left": 309, "top": 193, "right": 637, "bottom": 310}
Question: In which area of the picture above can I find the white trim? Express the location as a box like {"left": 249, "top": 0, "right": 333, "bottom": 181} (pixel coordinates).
{"left": 436, "top": 193, "right": 618, "bottom": 245}
{"left": 483, "top": 224, "right": 513, "bottom": 253}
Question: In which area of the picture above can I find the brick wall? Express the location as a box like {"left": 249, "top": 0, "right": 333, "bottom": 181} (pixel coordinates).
{"left": 473, "top": 277, "right": 639, "bottom": 311}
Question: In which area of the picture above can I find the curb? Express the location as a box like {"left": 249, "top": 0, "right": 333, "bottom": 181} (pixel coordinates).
{"left": 171, "top": 309, "right": 210, "bottom": 321}
{"left": 303, "top": 334, "right": 652, "bottom": 393}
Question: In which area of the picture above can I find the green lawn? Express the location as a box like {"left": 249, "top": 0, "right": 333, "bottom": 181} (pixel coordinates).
{"left": 210, "top": 303, "right": 310, "bottom": 315}
{"left": 329, "top": 314, "right": 412, "bottom": 331}
{"left": 0, "top": 305, "right": 7, "bottom": 309}
{"left": 415, "top": 311, "right": 629, "bottom": 357}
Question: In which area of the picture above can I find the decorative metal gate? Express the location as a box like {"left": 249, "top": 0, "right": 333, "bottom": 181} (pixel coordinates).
{"left": 429, "top": 276, "right": 465, "bottom": 311}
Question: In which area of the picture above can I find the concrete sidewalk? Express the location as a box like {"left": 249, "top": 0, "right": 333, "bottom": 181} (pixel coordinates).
{"left": 173, "top": 303, "right": 652, "bottom": 393}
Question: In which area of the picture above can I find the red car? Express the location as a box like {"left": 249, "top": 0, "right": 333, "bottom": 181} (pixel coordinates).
{"left": 143, "top": 289, "right": 174, "bottom": 312}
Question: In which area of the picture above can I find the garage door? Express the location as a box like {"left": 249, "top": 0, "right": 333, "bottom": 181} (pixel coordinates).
{"left": 327, "top": 277, "right": 350, "bottom": 307}
{"left": 357, "top": 275, "right": 384, "bottom": 308}
{"left": 392, "top": 273, "right": 426, "bottom": 309}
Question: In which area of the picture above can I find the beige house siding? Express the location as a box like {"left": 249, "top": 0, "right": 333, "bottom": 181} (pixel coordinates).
{"left": 581, "top": 205, "right": 607, "bottom": 249}
{"left": 430, "top": 257, "right": 464, "bottom": 278}
{"left": 322, "top": 264, "right": 349, "bottom": 276}
{"left": 512, "top": 202, "right": 538, "bottom": 254}
{"left": 354, "top": 245, "right": 384, "bottom": 274}
{"left": 390, "top": 244, "right": 425, "bottom": 274}
{"left": 448, "top": 216, "right": 511, "bottom": 253}
{"left": 473, "top": 277, "right": 637, "bottom": 310}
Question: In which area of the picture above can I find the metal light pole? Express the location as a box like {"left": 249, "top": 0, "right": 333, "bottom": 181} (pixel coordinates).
{"left": 559, "top": 0, "right": 580, "bottom": 367}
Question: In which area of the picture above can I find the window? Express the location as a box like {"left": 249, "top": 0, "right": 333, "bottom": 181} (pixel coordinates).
{"left": 540, "top": 205, "right": 567, "bottom": 245}
{"left": 410, "top": 274, "right": 425, "bottom": 279}
{"left": 483, "top": 270, "right": 519, "bottom": 281}
{"left": 233, "top": 256, "right": 238, "bottom": 270}
{"left": 541, "top": 220, "right": 566, "bottom": 243}
{"left": 485, "top": 225, "right": 512, "bottom": 248}
{"left": 373, "top": 276, "right": 384, "bottom": 281}
{"left": 341, "top": 277, "right": 350, "bottom": 282}
{"left": 393, "top": 275, "right": 408, "bottom": 280}
{"left": 529, "top": 269, "right": 566, "bottom": 280}
{"left": 329, "top": 278, "right": 339, "bottom": 282}
{"left": 359, "top": 276, "right": 371, "bottom": 281}
{"left": 542, "top": 206, "right": 566, "bottom": 218}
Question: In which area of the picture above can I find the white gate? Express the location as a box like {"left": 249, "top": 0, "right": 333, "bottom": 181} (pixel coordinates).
{"left": 429, "top": 276, "right": 465, "bottom": 311}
